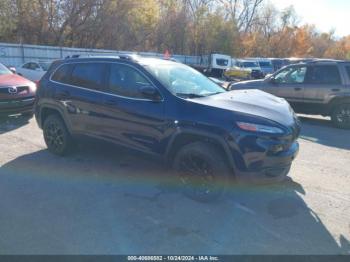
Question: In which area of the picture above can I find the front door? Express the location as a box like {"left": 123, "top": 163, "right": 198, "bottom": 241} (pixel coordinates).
{"left": 100, "top": 63, "right": 166, "bottom": 155}
{"left": 272, "top": 65, "right": 307, "bottom": 106}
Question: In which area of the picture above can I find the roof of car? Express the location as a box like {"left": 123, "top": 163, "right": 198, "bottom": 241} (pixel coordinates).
{"left": 61, "top": 55, "right": 178, "bottom": 67}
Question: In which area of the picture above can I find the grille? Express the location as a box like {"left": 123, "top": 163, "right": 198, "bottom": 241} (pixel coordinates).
{"left": 0, "top": 86, "right": 29, "bottom": 94}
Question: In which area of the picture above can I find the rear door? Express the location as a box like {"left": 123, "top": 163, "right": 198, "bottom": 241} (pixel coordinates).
{"left": 50, "top": 62, "right": 108, "bottom": 136}
{"left": 303, "top": 64, "right": 344, "bottom": 106}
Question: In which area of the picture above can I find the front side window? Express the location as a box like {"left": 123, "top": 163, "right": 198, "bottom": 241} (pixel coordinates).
{"left": 145, "top": 61, "right": 225, "bottom": 98}
{"left": 306, "top": 65, "right": 341, "bottom": 85}
{"left": 70, "top": 63, "right": 106, "bottom": 90}
{"left": 275, "top": 66, "right": 306, "bottom": 84}
{"left": 108, "top": 64, "right": 151, "bottom": 99}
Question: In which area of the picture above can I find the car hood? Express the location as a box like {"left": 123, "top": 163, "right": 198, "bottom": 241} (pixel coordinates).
{"left": 193, "top": 89, "right": 296, "bottom": 126}
{"left": 0, "top": 73, "right": 34, "bottom": 86}
{"left": 231, "top": 79, "right": 266, "bottom": 89}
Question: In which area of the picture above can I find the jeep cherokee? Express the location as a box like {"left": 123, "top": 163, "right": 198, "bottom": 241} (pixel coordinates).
{"left": 35, "top": 56, "right": 300, "bottom": 201}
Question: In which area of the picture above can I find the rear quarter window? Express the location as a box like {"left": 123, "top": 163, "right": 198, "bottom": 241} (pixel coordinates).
{"left": 51, "top": 64, "right": 73, "bottom": 84}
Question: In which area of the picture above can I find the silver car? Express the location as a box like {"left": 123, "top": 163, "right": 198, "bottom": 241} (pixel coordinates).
{"left": 230, "top": 60, "right": 350, "bottom": 129}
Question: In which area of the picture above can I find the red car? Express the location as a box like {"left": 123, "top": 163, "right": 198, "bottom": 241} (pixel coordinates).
{"left": 0, "top": 62, "right": 36, "bottom": 117}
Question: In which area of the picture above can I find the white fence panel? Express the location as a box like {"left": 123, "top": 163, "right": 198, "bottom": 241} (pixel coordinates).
{"left": 0, "top": 42, "right": 201, "bottom": 67}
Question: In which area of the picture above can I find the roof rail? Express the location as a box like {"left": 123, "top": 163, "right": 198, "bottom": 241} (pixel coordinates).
{"left": 64, "top": 53, "right": 139, "bottom": 61}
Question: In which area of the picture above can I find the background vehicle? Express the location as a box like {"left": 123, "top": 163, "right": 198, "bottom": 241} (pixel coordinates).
{"left": 224, "top": 59, "right": 252, "bottom": 80}
{"left": 16, "top": 61, "right": 52, "bottom": 81}
{"left": 230, "top": 60, "right": 350, "bottom": 129}
{"left": 193, "top": 53, "right": 232, "bottom": 78}
{"left": 237, "top": 59, "right": 264, "bottom": 79}
{"left": 35, "top": 55, "right": 300, "bottom": 201}
{"left": 256, "top": 59, "right": 274, "bottom": 75}
{"left": 0, "top": 62, "right": 36, "bottom": 117}
{"left": 270, "top": 58, "right": 289, "bottom": 72}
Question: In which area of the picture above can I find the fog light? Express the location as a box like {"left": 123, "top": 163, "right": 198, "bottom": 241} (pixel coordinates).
{"left": 270, "top": 144, "right": 284, "bottom": 153}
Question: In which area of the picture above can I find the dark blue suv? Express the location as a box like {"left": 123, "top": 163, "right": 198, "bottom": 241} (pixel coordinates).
{"left": 35, "top": 55, "right": 300, "bottom": 201}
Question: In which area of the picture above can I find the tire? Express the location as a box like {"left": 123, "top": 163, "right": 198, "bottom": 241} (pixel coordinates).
{"left": 331, "top": 103, "right": 350, "bottom": 129}
{"left": 173, "top": 142, "right": 230, "bottom": 202}
{"left": 43, "top": 114, "right": 72, "bottom": 155}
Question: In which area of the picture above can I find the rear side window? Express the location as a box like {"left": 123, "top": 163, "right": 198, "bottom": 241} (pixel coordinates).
{"left": 306, "top": 65, "right": 341, "bottom": 85}
{"left": 70, "top": 63, "right": 106, "bottom": 90}
{"left": 51, "top": 64, "right": 73, "bottom": 84}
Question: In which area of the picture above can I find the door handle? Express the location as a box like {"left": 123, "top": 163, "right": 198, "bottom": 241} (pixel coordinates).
{"left": 294, "top": 87, "right": 302, "bottom": 91}
{"left": 332, "top": 88, "right": 340, "bottom": 92}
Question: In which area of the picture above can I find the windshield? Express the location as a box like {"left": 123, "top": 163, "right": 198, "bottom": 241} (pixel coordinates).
{"left": 0, "top": 63, "right": 12, "bottom": 75}
{"left": 216, "top": 59, "right": 229, "bottom": 66}
{"left": 39, "top": 62, "right": 52, "bottom": 71}
{"left": 242, "top": 62, "right": 259, "bottom": 68}
{"left": 145, "top": 62, "right": 225, "bottom": 98}
{"left": 259, "top": 61, "right": 272, "bottom": 67}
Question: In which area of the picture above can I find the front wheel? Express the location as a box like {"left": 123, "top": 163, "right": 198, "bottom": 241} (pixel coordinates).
{"left": 331, "top": 103, "right": 350, "bottom": 129}
{"left": 43, "top": 114, "right": 72, "bottom": 155}
{"left": 173, "top": 142, "right": 230, "bottom": 202}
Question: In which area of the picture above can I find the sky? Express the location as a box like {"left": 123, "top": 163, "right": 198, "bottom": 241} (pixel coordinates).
{"left": 269, "top": 0, "right": 350, "bottom": 37}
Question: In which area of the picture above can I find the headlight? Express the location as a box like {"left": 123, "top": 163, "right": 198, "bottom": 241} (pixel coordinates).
{"left": 29, "top": 82, "right": 37, "bottom": 92}
{"left": 237, "top": 122, "right": 284, "bottom": 134}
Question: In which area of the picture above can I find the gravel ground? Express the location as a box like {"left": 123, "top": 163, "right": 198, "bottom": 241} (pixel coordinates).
{"left": 0, "top": 114, "right": 349, "bottom": 255}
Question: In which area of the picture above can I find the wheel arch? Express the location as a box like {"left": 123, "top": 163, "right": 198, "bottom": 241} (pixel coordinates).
{"left": 39, "top": 104, "right": 72, "bottom": 133}
{"left": 165, "top": 130, "right": 236, "bottom": 174}
{"left": 328, "top": 97, "right": 350, "bottom": 114}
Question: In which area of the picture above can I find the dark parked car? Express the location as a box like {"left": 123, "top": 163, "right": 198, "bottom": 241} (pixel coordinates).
{"left": 35, "top": 56, "right": 300, "bottom": 201}
{"left": 230, "top": 60, "right": 350, "bottom": 129}
{"left": 0, "top": 62, "right": 36, "bottom": 117}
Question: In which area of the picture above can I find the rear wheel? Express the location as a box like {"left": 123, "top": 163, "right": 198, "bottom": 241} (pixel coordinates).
{"left": 173, "top": 142, "right": 230, "bottom": 202}
{"left": 43, "top": 114, "right": 72, "bottom": 155}
{"left": 331, "top": 103, "right": 350, "bottom": 129}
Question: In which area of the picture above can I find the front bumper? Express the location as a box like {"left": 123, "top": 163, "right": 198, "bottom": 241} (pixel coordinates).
{"left": 0, "top": 97, "right": 35, "bottom": 115}
{"left": 234, "top": 141, "right": 299, "bottom": 183}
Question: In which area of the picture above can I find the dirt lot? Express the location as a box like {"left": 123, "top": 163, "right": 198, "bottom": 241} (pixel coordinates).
{"left": 0, "top": 115, "right": 349, "bottom": 255}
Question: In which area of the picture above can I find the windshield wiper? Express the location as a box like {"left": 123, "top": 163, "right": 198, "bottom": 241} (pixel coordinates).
{"left": 205, "top": 91, "right": 225, "bottom": 96}
{"left": 176, "top": 93, "right": 206, "bottom": 98}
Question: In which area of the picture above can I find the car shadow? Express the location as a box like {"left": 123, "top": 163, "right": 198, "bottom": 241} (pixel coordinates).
{"left": 0, "top": 114, "right": 32, "bottom": 135}
{"left": 299, "top": 116, "right": 350, "bottom": 150}
{"left": 0, "top": 141, "right": 349, "bottom": 254}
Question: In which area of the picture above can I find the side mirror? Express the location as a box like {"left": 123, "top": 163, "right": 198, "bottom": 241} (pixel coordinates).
{"left": 9, "top": 67, "right": 16, "bottom": 74}
{"left": 139, "top": 85, "right": 161, "bottom": 101}
{"left": 269, "top": 76, "right": 277, "bottom": 84}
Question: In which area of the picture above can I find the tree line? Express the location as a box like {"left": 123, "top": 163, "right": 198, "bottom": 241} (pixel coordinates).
{"left": 0, "top": 0, "right": 349, "bottom": 59}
